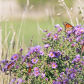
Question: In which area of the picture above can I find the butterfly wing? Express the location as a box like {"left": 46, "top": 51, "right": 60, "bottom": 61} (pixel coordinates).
{"left": 28, "top": 67, "right": 31, "bottom": 73}
{"left": 63, "top": 22, "right": 74, "bottom": 34}
{"left": 7, "top": 62, "right": 14, "bottom": 70}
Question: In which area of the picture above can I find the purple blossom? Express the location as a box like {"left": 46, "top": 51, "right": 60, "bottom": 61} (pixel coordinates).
{"left": 2, "top": 68, "right": 5, "bottom": 72}
{"left": 34, "top": 67, "right": 39, "bottom": 71}
{"left": 76, "top": 48, "right": 79, "bottom": 53}
{"left": 53, "top": 50, "right": 61, "bottom": 58}
{"left": 63, "top": 55, "right": 69, "bottom": 60}
{"left": 63, "top": 79, "right": 68, "bottom": 84}
{"left": 48, "top": 52, "right": 55, "bottom": 58}
{"left": 17, "top": 78, "right": 25, "bottom": 83}
{"left": 72, "top": 54, "right": 80, "bottom": 63}
{"left": 80, "top": 28, "right": 84, "bottom": 33}
{"left": 71, "top": 43, "right": 75, "bottom": 47}
{"left": 31, "top": 58, "right": 38, "bottom": 64}
{"left": 1, "top": 59, "right": 8, "bottom": 64}
{"left": 53, "top": 34, "right": 58, "bottom": 40}
{"left": 53, "top": 80, "right": 56, "bottom": 84}
{"left": 26, "top": 51, "right": 32, "bottom": 57}
{"left": 69, "top": 38, "right": 72, "bottom": 42}
{"left": 11, "top": 78, "right": 16, "bottom": 83}
{"left": 46, "top": 32, "right": 51, "bottom": 37}
{"left": 21, "top": 56, "right": 26, "bottom": 62}
{"left": 20, "top": 48, "right": 23, "bottom": 52}
{"left": 44, "top": 44, "right": 50, "bottom": 48}
{"left": 67, "top": 31, "right": 72, "bottom": 34}
{"left": 39, "top": 50, "right": 44, "bottom": 56}
{"left": 41, "top": 73, "right": 45, "bottom": 78}
{"left": 16, "top": 65, "right": 19, "bottom": 69}
{"left": 43, "top": 30, "right": 48, "bottom": 32}
{"left": 34, "top": 45, "right": 42, "bottom": 52}
{"left": 83, "top": 56, "right": 84, "bottom": 59}
{"left": 11, "top": 54, "right": 18, "bottom": 61}
{"left": 70, "top": 73, "right": 76, "bottom": 79}
{"left": 45, "top": 78, "right": 48, "bottom": 81}
{"left": 75, "top": 31, "right": 81, "bottom": 36}
{"left": 76, "top": 36, "right": 81, "bottom": 42}
{"left": 26, "top": 62, "right": 32, "bottom": 67}
{"left": 75, "top": 54, "right": 80, "bottom": 58}
{"left": 55, "top": 24, "right": 60, "bottom": 28}
{"left": 52, "top": 62, "right": 58, "bottom": 69}
{"left": 33, "top": 71, "right": 40, "bottom": 77}
{"left": 58, "top": 27, "right": 63, "bottom": 32}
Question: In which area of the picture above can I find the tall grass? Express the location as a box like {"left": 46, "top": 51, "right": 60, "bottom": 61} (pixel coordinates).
{"left": 0, "top": 0, "right": 84, "bottom": 84}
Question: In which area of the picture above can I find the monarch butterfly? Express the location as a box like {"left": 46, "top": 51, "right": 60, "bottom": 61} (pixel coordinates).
{"left": 81, "top": 41, "right": 84, "bottom": 55}
{"left": 28, "top": 67, "right": 31, "bottom": 73}
{"left": 7, "top": 62, "right": 14, "bottom": 70}
{"left": 63, "top": 22, "right": 74, "bottom": 34}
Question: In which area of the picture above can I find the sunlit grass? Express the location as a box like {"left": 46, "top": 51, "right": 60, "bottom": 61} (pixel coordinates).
{"left": 1, "top": 17, "right": 69, "bottom": 48}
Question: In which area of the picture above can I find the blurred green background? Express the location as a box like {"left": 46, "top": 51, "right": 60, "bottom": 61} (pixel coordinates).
{"left": 1, "top": 0, "right": 83, "bottom": 48}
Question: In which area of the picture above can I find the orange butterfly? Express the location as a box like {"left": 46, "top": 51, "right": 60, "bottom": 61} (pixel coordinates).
{"left": 81, "top": 41, "right": 84, "bottom": 55}
{"left": 63, "top": 22, "right": 74, "bottom": 34}
{"left": 28, "top": 67, "right": 31, "bottom": 73}
{"left": 7, "top": 62, "right": 14, "bottom": 70}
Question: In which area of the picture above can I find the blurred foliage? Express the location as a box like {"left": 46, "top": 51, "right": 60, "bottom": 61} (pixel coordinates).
{"left": 17, "top": 0, "right": 73, "bottom": 10}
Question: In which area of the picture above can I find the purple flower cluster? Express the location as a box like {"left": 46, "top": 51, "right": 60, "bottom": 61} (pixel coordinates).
{"left": 1, "top": 23, "right": 84, "bottom": 84}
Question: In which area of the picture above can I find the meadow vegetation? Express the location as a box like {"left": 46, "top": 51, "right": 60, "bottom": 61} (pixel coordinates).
{"left": 0, "top": 0, "right": 84, "bottom": 84}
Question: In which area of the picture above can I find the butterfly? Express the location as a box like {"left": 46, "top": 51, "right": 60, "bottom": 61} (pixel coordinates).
{"left": 81, "top": 41, "right": 84, "bottom": 55}
{"left": 7, "top": 62, "right": 14, "bottom": 70}
{"left": 28, "top": 67, "right": 31, "bottom": 73}
{"left": 63, "top": 22, "right": 74, "bottom": 34}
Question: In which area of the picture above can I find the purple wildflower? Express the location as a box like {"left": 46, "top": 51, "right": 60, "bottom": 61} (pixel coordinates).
{"left": 33, "top": 71, "right": 40, "bottom": 77}
{"left": 34, "top": 67, "right": 39, "bottom": 71}
{"left": 53, "top": 50, "right": 61, "bottom": 58}
{"left": 55, "top": 24, "right": 60, "bottom": 28}
{"left": 11, "top": 78, "right": 16, "bottom": 83}
{"left": 70, "top": 73, "right": 76, "bottom": 79}
{"left": 44, "top": 44, "right": 50, "bottom": 48}
{"left": 1, "top": 59, "right": 8, "bottom": 64}
{"left": 34, "top": 45, "right": 42, "bottom": 52}
{"left": 41, "top": 73, "right": 45, "bottom": 78}
{"left": 71, "top": 43, "right": 75, "bottom": 47}
{"left": 20, "top": 48, "right": 23, "bottom": 52}
{"left": 43, "top": 30, "right": 48, "bottom": 32}
{"left": 26, "top": 62, "right": 32, "bottom": 67}
{"left": 31, "top": 58, "right": 38, "bottom": 64}
{"left": 16, "top": 65, "right": 19, "bottom": 69}
{"left": 46, "top": 32, "right": 51, "bottom": 37}
{"left": 52, "top": 62, "right": 58, "bottom": 69}
{"left": 48, "top": 52, "right": 55, "bottom": 58}
{"left": 39, "top": 50, "right": 44, "bottom": 56}
{"left": 53, "top": 34, "right": 58, "bottom": 40}
{"left": 11, "top": 54, "right": 18, "bottom": 61}
{"left": 63, "top": 79, "right": 68, "bottom": 84}
{"left": 45, "top": 78, "right": 48, "bottom": 81}
{"left": 83, "top": 56, "right": 84, "bottom": 59}
{"left": 76, "top": 36, "right": 81, "bottom": 42}
{"left": 58, "top": 27, "right": 63, "bottom": 32}
{"left": 76, "top": 48, "right": 79, "bottom": 53}
{"left": 69, "top": 38, "right": 72, "bottom": 42}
